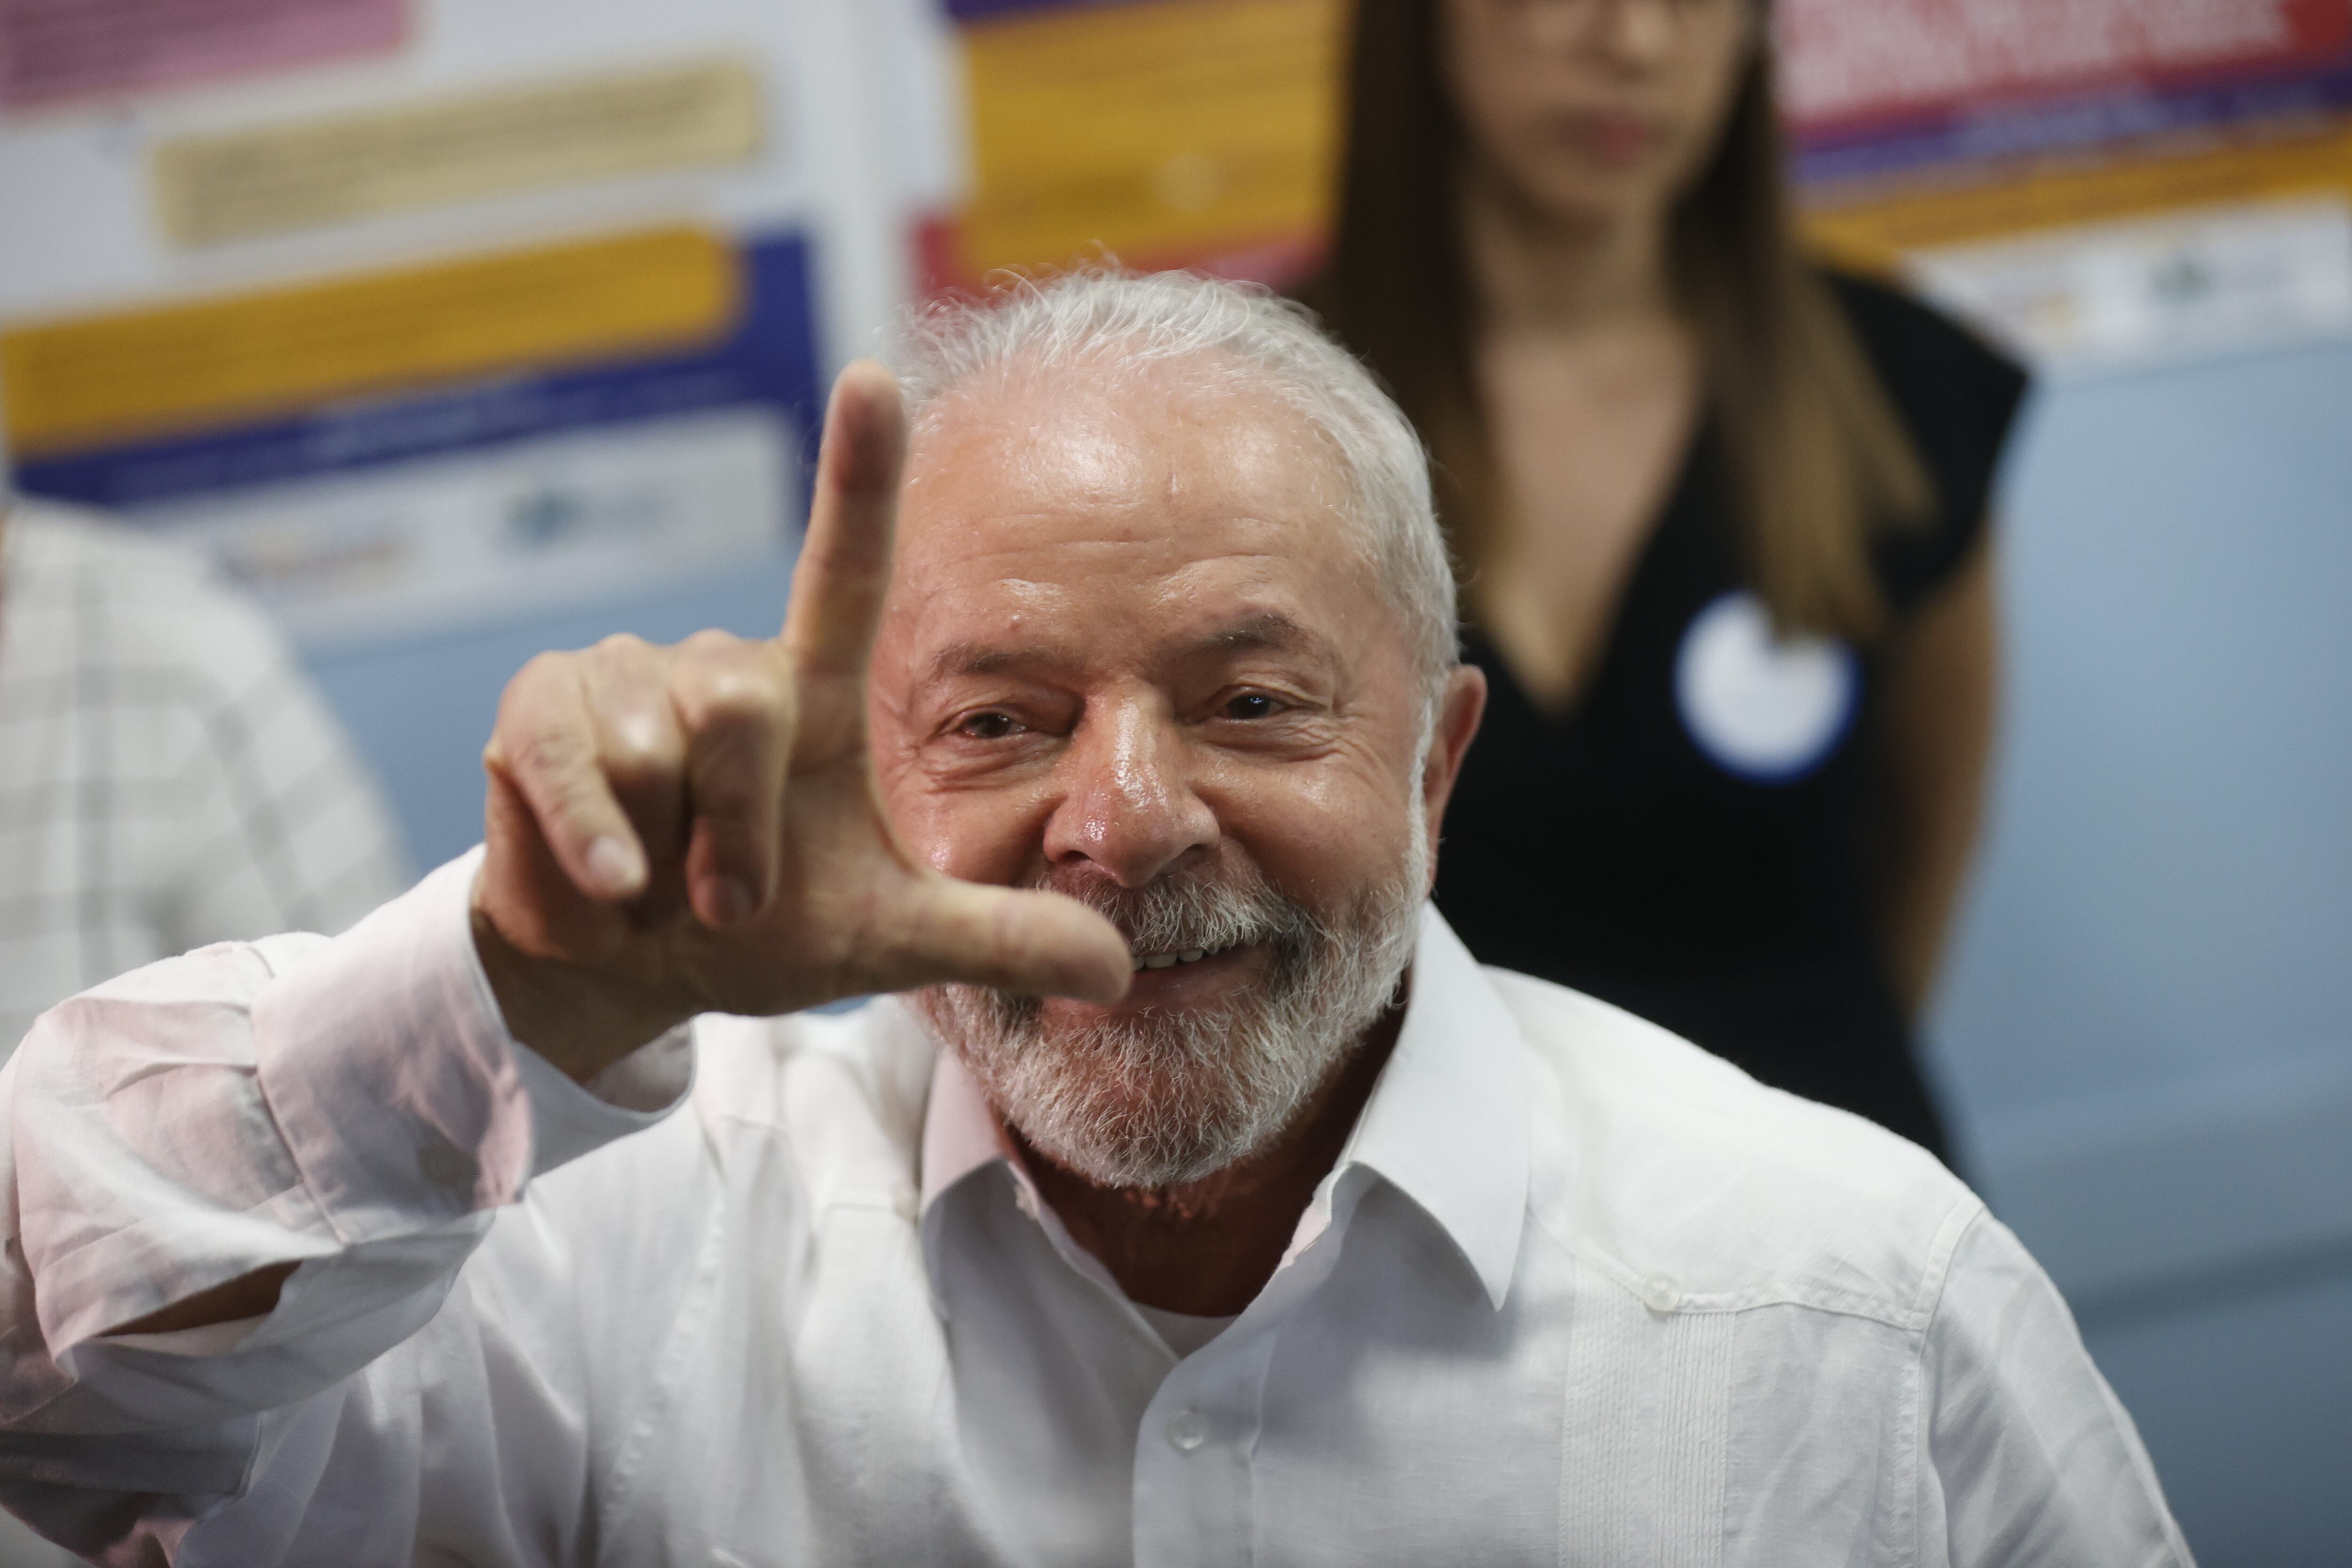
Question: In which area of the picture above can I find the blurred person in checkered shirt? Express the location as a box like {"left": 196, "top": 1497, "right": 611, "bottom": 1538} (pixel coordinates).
{"left": 0, "top": 493, "right": 412, "bottom": 1056}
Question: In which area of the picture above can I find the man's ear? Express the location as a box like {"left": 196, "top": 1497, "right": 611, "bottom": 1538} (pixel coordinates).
{"left": 1419, "top": 664, "right": 1488, "bottom": 891}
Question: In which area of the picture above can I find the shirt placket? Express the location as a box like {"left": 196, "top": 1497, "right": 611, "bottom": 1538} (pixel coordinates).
{"left": 1130, "top": 1324, "right": 1274, "bottom": 1567}
{"left": 1126, "top": 1165, "right": 1367, "bottom": 1568}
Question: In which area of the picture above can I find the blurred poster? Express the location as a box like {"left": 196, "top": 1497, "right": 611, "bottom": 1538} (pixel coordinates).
{"left": 1910, "top": 197, "right": 2352, "bottom": 365}
{"left": 1783, "top": 0, "right": 2352, "bottom": 370}
{"left": 927, "top": 0, "right": 2352, "bottom": 369}
{"left": 0, "top": 0, "right": 408, "bottom": 109}
{"left": 1783, "top": 0, "right": 2352, "bottom": 181}
{"left": 927, "top": 0, "right": 1343, "bottom": 289}
{"left": 0, "top": 0, "right": 960, "bottom": 646}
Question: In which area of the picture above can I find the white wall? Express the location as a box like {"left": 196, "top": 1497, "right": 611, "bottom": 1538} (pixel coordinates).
{"left": 1929, "top": 335, "right": 2352, "bottom": 1566}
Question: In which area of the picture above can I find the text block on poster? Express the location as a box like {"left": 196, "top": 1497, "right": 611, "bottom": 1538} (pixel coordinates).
{"left": 152, "top": 60, "right": 762, "bottom": 247}
{"left": 1780, "top": 0, "right": 2352, "bottom": 141}
{"left": 0, "top": 0, "right": 406, "bottom": 109}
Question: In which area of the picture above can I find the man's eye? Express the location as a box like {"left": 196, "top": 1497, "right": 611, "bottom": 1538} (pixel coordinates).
{"left": 1222, "top": 693, "right": 1280, "bottom": 721}
{"left": 956, "top": 711, "right": 1022, "bottom": 740}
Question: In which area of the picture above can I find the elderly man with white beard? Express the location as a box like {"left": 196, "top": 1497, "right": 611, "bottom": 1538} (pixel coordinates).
{"left": 0, "top": 273, "right": 2186, "bottom": 1567}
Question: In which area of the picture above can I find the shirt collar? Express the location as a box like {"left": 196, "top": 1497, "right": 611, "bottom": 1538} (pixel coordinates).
{"left": 912, "top": 904, "right": 1533, "bottom": 1311}
{"left": 1326, "top": 906, "right": 1531, "bottom": 1309}
{"left": 920, "top": 1043, "right": 1018, "bottom": 1214}
{"left": 918, "top": 1029, "right": 1120, "bottom": 1315}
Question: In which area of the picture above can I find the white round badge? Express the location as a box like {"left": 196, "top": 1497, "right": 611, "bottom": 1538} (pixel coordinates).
{"left": 1674, "top": 591, "right": 1858, "bottom": 783}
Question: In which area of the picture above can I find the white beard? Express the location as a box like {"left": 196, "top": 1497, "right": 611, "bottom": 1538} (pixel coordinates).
{"left": 910, "top": 802, "right": 1429, "bottom": 1190}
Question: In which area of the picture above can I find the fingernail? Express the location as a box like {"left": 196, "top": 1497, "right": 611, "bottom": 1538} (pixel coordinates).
{"left": 586, "top": 836, "right": 644, "bottom": 896}
{"left": 699, "top": 875, "right": 755, "bottom": 927}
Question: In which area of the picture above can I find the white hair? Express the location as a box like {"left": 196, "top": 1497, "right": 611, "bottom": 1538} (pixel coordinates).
{"left": 911, "top": 774, "right": 1429, "bottom": 1190}
{"left": 890, "top": 269, "right": 1461, "bottom": 725}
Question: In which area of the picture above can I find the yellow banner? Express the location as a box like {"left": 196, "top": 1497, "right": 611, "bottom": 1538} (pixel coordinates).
{"left": 1, "top": 227, "right": 738, "bottom": 457}
{"left": 1804, "top": 119, "right": 2352, "bottom": 275}
{"left": 153, "top": 60, "right": 762, "bottom": 247}
{"left": 954, "top": 0, "right": 1343, "bottom": 278}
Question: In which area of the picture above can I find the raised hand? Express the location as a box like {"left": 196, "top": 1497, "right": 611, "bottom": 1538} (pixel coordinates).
{"left": 470, "top": 362, "right": 1132, "bottom": 1082}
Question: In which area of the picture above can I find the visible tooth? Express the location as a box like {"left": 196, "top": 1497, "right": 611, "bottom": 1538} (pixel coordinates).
{"left": 1130, "top": 957, "right": 1146, "bottom": 972}
{"left": 1144, "top": 953, "right": 1180, "bottom": 970}
{"left": 1178, "top": 950, "right": 1206, "bottom": 964}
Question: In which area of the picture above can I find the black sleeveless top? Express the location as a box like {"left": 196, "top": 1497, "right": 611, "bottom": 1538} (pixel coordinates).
{"left": 1432, "top": 274, "right": 2027, "bottom": 1162}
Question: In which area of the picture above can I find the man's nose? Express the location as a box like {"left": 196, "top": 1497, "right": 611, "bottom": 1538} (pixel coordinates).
{"left": 1041, "top": 699, "right": 1218, "bottom": 888}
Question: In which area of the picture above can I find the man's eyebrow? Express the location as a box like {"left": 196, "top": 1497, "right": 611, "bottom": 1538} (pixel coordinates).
{"left": 919, "top": 614, "right": 1331, "bottom": 686}
{"left": 1192, "top": 612, "right": 1328, "bottom": 660}
{"left": 922, "top": 641, "right": 1081, "bottom": 684}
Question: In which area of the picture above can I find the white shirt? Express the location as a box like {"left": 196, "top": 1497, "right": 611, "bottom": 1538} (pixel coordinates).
{"left": 0, "top": 852, "right": 2191, "bottom": 1567}
{"left": 0, "top": 499, "right": 411, "bottom": 1053}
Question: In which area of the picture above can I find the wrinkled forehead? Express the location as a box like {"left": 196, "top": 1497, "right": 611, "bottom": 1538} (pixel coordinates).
{"left": 893, "top": 353, "right": 1365, "bottom": 577}
{"left": 874, "top": 354, "right": 1397, "bottom": 680}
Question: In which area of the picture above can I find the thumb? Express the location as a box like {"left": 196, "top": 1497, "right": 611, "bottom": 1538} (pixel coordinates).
{"left": 884, "top": 876, "right": 1132, "bottom": 1006}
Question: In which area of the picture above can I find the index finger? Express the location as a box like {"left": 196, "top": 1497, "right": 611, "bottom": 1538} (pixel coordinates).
{"left": 781, "top": 359, "right": 906, "bottom": 682}
{"left": 484, "top": 651, "right": 650, "bottom": 902}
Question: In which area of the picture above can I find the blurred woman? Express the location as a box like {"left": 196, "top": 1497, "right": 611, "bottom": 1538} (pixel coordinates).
{"left": 1307, "top": 0, "right": 2027, "bottom": 1159}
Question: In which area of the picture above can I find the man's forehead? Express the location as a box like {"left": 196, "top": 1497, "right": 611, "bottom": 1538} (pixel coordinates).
{"left": 874, "top": 356, "right": 1390, "bottom": 690}
{"left": 899, "top": 354, "right": 1343, "bottom": 516}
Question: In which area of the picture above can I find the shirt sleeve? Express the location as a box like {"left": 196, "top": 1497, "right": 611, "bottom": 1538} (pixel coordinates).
{"left": 1919, "top": 1210, "right": 2195, "bottom": 1567}
{"left": 149, "top": 568, "right": 414, "bottom": 952}
{"left": 0, "top": 850, "right": 694, "bottom": 1565}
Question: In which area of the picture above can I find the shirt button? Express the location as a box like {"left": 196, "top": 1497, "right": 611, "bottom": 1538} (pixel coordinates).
{"left": 1165, "top": 1408, "right": 1208, "bottom": 1452}
{"left": 1639, "top": 1272, "right": 1683, "bottom": 1314}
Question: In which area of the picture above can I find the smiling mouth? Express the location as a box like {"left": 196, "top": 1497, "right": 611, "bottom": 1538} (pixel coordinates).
{"left": 1129, "top": 942, "right": 1240, "bottom": 973}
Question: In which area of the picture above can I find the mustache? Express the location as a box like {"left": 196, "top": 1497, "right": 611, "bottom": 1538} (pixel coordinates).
{"left": 1031, "top": 860, "right": 1324, "bottom": 963}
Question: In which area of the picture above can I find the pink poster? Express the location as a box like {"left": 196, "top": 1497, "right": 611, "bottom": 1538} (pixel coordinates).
{"left": 1778, "top": 0, "right": 2352, "bottom": 180}
{"left": 1782, "top": 0, "right": 2352, "bottom": 136}
{"left": 0, "top": 0, "right": 407, "bottom": 110}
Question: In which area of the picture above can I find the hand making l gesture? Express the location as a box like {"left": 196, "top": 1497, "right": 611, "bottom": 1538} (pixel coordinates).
{"left": 471, "top": 362, "right": 1132, "bottom": 1082}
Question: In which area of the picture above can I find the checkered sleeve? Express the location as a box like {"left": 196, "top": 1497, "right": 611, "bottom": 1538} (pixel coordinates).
{"left": 153, "top": 571, "right": 415, "bottom": 950}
